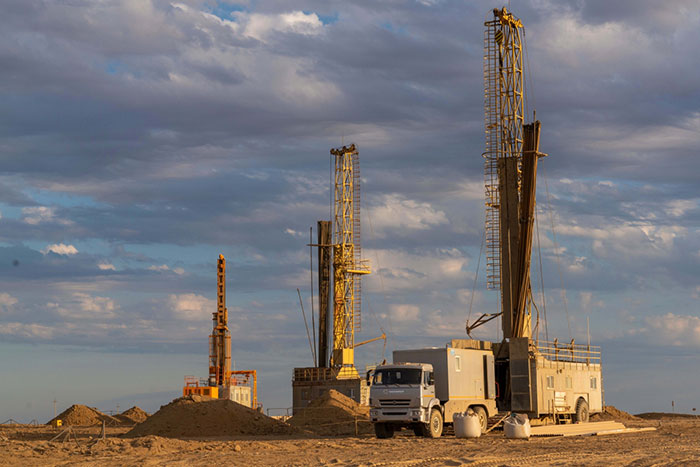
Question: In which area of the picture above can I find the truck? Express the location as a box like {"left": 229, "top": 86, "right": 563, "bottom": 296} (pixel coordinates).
{"left": 369, "top": 338, "right": 602, "bottom": 438}
{"left": 369, "top": 341, "right": 496, "bottom": 438}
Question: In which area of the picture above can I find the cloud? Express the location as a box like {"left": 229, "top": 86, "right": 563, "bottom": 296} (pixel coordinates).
{"left": 0, "top": 322, "right": 54, "bottom": 339}
{"left": 167, "top": 293, "right": 215, "bottom": 321}
{"left": 22, "top": 207, "right": 56, "bottom": 225}
{"left": 643, "top": 313, "right": 700, "bottom": 347}
{"left": 0, "top": 292, "right": 18, "bottom": 311}
{"left": 368, "top": 194, "right": 448, "bottom": 237}
{"left": 148, "top": 264, "right": 185, "bottom": 275}
{"left": 233, "top": 10, "right": 324, "bottom": 42}
{"left": 389, "top": 304, "right": 420, "bottom": 321}
{"left": 47, "top": 292, "right": 118, "bottom": 320}
{"left": 41, "top": 243, "right": 79, "bottom": 256}
{"left": 98, "top": 263, "right": 116, "bottom": 270}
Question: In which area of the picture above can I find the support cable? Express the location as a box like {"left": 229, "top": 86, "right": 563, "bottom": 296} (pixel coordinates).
{"left": 534, "top": 204, "right": 549, "bottom": 341}
{"left": 467, "top": 230, "right": 485, "bottom": 328}
{"left": 542, "top": 166, "right": 572, "bottom": 340}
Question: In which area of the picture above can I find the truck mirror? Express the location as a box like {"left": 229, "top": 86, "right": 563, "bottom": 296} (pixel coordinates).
{"left": 366, "top": 370, "right": 372, "bottom": 385}
{"left": 429, "top": 374, "right": 434, "bottom": 386}
{"left": 366, "top": 379, "right": 371, "bottom": 386}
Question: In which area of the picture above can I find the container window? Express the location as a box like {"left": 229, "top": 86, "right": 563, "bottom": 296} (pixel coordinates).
{"left": 546, "top": 375, "right": 554, "bottom": 389}
{"left": 590, "top": 377, "right": 597, "bottom": 389}
{"left": 455, "top": 356, "right": 462, "bottom": 372}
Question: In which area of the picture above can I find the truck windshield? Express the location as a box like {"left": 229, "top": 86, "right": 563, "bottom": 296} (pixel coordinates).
{"left": 373, "top": 369, "right": 422, "bottom": 385}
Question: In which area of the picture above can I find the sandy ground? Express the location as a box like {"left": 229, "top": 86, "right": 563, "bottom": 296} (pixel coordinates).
{"left": 1, "top": 418, "right": 699, "bottom": 466}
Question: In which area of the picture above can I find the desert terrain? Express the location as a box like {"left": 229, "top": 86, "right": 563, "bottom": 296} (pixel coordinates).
{"left": 2, "top": 401, "right": 698, "bottom": 467}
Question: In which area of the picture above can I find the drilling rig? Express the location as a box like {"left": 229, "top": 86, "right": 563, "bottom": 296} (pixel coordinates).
{"left": 366, "top": 9, "right": 603, "bottom": 438}
{"left": 292, "top": 144, "right": 382, "bottom": 413}
{"left": 466, "top": 6, "right": 603, "bottom": 423}
{"left": 183, "top": 255, "right": 258, "bottom": 409}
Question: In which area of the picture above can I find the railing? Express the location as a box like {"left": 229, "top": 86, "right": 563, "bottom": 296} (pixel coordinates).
{"left": 534, "top": 339, "right": 601, "bottom": 364}
{"left": 293, "top": 367, "right": 338, "bottom": 382}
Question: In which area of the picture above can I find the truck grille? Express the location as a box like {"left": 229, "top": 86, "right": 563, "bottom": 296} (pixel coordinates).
{"left": 379, "top": 399, "right": 411, "bottom": 407}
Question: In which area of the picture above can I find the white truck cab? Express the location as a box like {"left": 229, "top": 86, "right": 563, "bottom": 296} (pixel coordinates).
{"left": 369, "top": 345, "right": 497, "bottom": 438}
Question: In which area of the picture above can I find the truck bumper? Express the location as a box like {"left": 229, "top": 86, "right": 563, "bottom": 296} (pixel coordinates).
{"left": 370, "top": 408, "right": 426, "bottom": 424}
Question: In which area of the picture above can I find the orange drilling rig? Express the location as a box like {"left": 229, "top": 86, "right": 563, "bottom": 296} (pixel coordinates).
{"left": 183, "top": 254, "right": 258, "bottom": 409}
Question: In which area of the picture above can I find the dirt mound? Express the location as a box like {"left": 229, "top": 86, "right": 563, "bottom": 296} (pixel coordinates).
{"left": 590, "top": 405, "right": 640, "bottom": 422}
{"left": 47, "top": 405, "right": 119, "bottom": 427}
{"left": 635, "top": 412, "right": 697, "bottom": 420}
{"left": 124, "top": 395, "right": 299, "bottom": 438}
{"left": 115, "top": 406, "right": 149, "bottom": 425}
{"left": 287, "top": 389, "right": 372, "bottom": 436}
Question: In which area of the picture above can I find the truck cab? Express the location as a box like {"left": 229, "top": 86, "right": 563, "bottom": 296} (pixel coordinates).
{"left": 368, "top": 363, "right": 443, "bottom": 438}
{"left": 368, "top": 344, "right": 498, "bottom": 439}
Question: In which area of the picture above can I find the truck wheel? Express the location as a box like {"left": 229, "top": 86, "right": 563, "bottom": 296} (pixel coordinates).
{"left": 573, "top": 398, "right": 589, "bottom": 423}
{"left": 422, "top": 408, "right": 443, "bottom": 438}
{"left": 472, "top": 406, "right": 488, "bottom": 433}
{"left": 374, "top": 423, "right": 394, "bottom": 439}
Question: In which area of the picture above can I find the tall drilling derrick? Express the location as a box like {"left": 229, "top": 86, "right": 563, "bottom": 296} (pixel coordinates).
{"left": 209, "top": 254, "right": 231, "bottom": 386}
{"left": 330, "top": 144, "right": 370, "bottom": 379}
{"left": 481, "top": 8, "right": 543, "bottom": 340}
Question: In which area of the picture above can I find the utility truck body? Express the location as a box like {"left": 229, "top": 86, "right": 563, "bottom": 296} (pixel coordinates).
{"left": 369, "top": 339, "right": 602, "bottom": 438}
{"left": 369, "top": 342, "right": 497, "bottom": 438}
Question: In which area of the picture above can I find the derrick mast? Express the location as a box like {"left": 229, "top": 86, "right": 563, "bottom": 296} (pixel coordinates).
{"left": 330, "top": 144, "right": 370, "bottom": 379}
{"left": 209, "top": 254, "right": 231, "bottom": 386}
{"left": 483, "top": 7, "right": 539, "bottom": 339}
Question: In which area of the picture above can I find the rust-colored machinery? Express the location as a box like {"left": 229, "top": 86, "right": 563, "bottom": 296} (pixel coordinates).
{"left": 182, "top": 255, "right": 258, "bottom": 408}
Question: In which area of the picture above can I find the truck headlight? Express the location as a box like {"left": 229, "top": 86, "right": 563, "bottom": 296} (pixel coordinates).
{"left": 370, "top": 409, "right": 379, "bottom": 416}
{"left": 411, "top": 410, "right": 421, "bottom": 416}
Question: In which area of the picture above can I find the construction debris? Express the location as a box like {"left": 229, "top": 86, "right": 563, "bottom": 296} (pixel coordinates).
{"left": 288, "top": 390, "right": 372, "bottom": 436}
{"left": 124, "top": 395, "right": 299, "bottom": 438}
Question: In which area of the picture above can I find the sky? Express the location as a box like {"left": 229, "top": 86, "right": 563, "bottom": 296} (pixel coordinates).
{"left": 1, "top": 0, "right": 700, "bottom": 422}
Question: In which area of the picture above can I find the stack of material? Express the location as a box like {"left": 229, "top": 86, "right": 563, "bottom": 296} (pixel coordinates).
{"left": 47, "top": 405, "right": 119, "bottom": 427}
{"left": 125, "top": 395, "right": 299, "bottom": 438}
{"left": 116, "top": 406, "right": 149, "bottom": 425}
{"left": 287, "top": 390, "right": 371, "bottom": 436}
{"left": 528, "top": 421, "right": 657, "bottom": 437}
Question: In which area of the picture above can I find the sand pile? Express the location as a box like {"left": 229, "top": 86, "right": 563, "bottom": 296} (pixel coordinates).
{"left": 116, "top": 406, "right": 149, "bottom": 425}
{"left": 125, "top": 395, "right": 299, "bottom": 438}
{"left": 47, "top": 405, "right": 119, "bottom": 427}
{"left": 591, "top": 405, "right": 640, "bottom": 421}
{"left": 287, "top": 390, "right": 372, "bottom": 436}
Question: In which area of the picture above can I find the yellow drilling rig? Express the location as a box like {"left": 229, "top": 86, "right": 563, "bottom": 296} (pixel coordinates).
{"left": 292, "top": 143, "right": 385, "bottom": 412}
{"left": 183, "top": 255, "right": 258, "bottom": 409}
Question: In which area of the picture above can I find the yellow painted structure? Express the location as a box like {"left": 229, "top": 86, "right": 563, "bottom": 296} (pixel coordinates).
{"left": 330, "top": 144, "right": 370, "bottom": 379}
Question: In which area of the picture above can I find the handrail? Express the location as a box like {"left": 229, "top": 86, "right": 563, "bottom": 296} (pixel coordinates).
{"left": 533, "top": 339, "right": 601, "bottom": 364}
